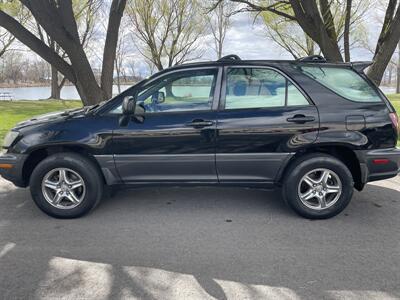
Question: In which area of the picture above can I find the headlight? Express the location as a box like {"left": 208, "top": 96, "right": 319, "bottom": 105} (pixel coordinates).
{"left": 3, "top": 131, "right": 19, "bottom": 148}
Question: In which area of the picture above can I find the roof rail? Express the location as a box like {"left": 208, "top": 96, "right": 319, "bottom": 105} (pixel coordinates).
{"left": 296, "top": 55, "right": 327, "bottom": 62}
{"left": 218, "top": 54, "right": 241, "bottom": 61}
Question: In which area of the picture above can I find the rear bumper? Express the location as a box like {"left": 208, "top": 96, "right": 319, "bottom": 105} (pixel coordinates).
{"left": 356, "top": 148, "right": 400, "bottom": 184}
{"left": 0, "top": 152, "right": 28, "bottom": 187}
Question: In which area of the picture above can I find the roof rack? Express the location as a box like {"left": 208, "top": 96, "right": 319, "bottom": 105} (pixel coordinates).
{"left": 218, "top": 54, "right": 241, "bottom": 61}
{"left": 296, "top": 55, "right": 327, "bottom": 62}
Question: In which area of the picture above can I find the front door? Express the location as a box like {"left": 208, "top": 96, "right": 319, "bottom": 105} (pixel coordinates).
{"left": 112, "top": 67, "right": 221, "bottom": 184}
{"left": 216, "top": 66, "right": 319, "bottom": 185}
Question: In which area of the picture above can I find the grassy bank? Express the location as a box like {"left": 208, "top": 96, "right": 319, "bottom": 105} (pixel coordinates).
{"left": 387, "top": 94, "right": 400, "bottom": 113}
{"left": 0, "top": 100, "right": 82, "bottom": 146}
{"left": 0, "top": 97, "right": 399, "bottom": 147}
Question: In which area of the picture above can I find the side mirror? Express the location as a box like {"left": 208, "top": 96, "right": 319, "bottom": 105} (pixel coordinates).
{"left": 122, "top": 96, "right": 136, "bottom": 115}
{"left": 119, "top": 95, "right": 145, "bottom": 126}
{"left": 151, "top": 91, "right": 165, "bottom": 104}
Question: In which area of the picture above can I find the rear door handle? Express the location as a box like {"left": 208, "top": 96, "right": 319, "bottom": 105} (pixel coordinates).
{"left": 287, "top": 115, "right": 315, "bottom": 124}
{"left": 185, "top": 120, "right": 214, "bottom": 128}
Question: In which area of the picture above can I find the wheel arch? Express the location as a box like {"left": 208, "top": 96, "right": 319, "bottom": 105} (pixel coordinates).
{"left": 277, "top": 145, "right": 363, "bottom": 191}
{"left": 22, "top": 145, "right": 106, "bottom": 187}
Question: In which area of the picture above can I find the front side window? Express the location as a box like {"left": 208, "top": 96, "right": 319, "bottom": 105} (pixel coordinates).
{"left": 225, "top": 68, "right": 309, "bottom": 109}
{"left": 139, "top": 69, "right": 217, "bottom": 113}
{"left": 110, "top": 69, "right": 217, "bottom": 114}
{"left": 299, "top": 66, "right": 382, "bottom": 102}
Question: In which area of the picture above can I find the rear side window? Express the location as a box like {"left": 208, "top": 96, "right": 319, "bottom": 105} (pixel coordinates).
{"left": 299, "top": 66, "right": 382, "bottom": 103}
{"left": 225, "top": 68, "right": 309, "bottom": 109}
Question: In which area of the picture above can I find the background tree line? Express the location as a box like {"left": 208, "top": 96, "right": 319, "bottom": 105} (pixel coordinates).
{"left": 1, "top": 0, "right": 400, "bottom": 105}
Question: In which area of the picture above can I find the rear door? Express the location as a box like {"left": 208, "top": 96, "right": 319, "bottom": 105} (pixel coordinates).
{"left": 216, "top": 66, "right": 319, "bottom": 185}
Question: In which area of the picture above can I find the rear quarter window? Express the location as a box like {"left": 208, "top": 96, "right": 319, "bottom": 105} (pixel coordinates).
{"left": 299, "top": 66, "right": 382, "bottom": 103}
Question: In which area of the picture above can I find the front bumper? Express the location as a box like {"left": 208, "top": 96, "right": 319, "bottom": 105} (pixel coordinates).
{"left": 356, "top": 147, "right": 400, "bottom": 184}
{"left": 0, "top": 152, "right": 28, "bottom": 187}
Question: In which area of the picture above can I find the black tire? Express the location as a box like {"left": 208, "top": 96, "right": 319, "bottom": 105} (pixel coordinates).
{"left": 29, "top": 152, "right": 104, "bottom": 218}
{"left": 282, "top": 153, "right": 354, "bottom": 219}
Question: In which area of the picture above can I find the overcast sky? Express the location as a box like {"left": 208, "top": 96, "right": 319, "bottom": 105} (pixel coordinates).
{"left": 202, "top": 10, "right": 381, "bottom": 62}
{"left": 203, "top": 13, "right": 292, "bottom": 61}
{"left": 14, "top": 4, "right": 387, "bottom": 78}
{"left": 130, "top": 8, "right": 384, "bottom": 76}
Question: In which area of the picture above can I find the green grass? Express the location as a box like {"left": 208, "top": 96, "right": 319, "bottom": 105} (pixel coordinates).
{"left": 0, "top": 96, "right": 399, "bottom": 147}
{"left": 387, "top": 94, "right": 400, "bottom": 114}
{"left": 386, "top": 95, "right": 400, "bottom": 147}
{"left": 0, "top": 100, "right": 82, "bottom": 146}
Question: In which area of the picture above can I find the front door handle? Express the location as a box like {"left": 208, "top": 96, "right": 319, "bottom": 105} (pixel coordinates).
{"left": 185, "top": 119, "right": 214, "bottom": 128}
{"left": 287, "top": 115, "right": 315, "bottom": 124}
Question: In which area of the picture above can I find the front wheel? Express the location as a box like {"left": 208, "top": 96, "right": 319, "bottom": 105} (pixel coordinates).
{"left": 30, "top": 153, "right": 104, "bottom": 218}
{"left": 283, "top": 153, "right": 354, "bottom": 219}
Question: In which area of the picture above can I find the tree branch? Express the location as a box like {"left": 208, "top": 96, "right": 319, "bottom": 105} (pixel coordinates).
{"left": 0, "top": 10, "right": 75, "bottom": 82}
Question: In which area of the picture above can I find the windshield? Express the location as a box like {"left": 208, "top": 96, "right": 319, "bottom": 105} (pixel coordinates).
{"left": 90, "top": 77, "right": 151, "bottom": 113}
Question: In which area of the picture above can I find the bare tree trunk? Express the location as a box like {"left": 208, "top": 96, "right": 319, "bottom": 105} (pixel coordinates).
{"left": 217, "top": 2, "right": 224, "bottom": 59}
{"left": 397, "top": 42, "right": 400, "bottom": 93}
{"left": 306, "top": 35, "right": 315, "bottom": 56}
{"left": 367, "top": 0, "right": 400, "bottom": 85}
{"left": 165, "top": 85, "right": 173, "bottom": 97}
{"left": 101, "top": 0, "right": 127, "bottom": 99}
{"left": 50, "top": 64, "right": 61, "bottom": 99}
{"left": 344, "top": 0, "right": 352, "bottom": 62}
{"left": 115, "top": 59, "right": 121, "bottom": 94}
{"left": 217, "top": 37, "right": 223, "bottom": 59}
{"left": 289, "top": 0, "right": 343, "bottom": 61}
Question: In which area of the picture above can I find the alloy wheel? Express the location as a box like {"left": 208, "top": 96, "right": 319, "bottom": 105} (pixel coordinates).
{"left": 297, "top": 168, "right": 342, "bottom": 210}
{"left": 41, "top": 168, "right": 86, "bottom": 209}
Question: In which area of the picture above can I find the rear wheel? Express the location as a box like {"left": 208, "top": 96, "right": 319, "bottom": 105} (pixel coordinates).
{"left": 283, "top": 153, "right": 354, "bottom": 219}
{"left": 30, "top": 153, "right": 104, "bottom": 218}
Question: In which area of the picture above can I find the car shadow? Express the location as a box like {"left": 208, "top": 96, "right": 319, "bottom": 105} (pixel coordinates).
{"left": 0, "top": 181, "right": 399, "bottom": 299}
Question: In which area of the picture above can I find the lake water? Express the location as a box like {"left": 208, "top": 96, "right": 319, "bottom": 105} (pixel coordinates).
{"left": 0, "top": 84, "right": 396, "bottom": 101}
{"left": 0, "top": 84, "right": 132, "bottom": 100}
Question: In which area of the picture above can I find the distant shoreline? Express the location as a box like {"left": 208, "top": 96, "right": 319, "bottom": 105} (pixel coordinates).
{"left": 0, "top": 82, "right": 137, "bottom": 89}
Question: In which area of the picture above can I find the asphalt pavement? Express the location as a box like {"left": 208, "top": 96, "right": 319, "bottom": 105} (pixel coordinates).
{"left": 0, "top": 176, "right": 399, "bottom": 300}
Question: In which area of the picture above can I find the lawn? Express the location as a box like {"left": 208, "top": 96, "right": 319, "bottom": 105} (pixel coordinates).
{"left": 0, "top": 100, "right": 82, "bottom": 146}
{"left": 387, "top": 94, "right": 400, "bottom": 114}
{"left": 0, "top": 96, "right": 399, "bottom": 147}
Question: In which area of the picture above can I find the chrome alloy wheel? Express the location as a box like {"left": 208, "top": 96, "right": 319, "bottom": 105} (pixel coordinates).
{"left": 41, "top": 168, "right": 86, "bottom": 209}
{"left": 297, "top": 168, "right": 342, "bottom": 210}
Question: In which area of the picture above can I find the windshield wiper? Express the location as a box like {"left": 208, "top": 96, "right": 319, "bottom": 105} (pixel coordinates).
{"left": 85, "top": 101, "right": 105, "bottom": 112}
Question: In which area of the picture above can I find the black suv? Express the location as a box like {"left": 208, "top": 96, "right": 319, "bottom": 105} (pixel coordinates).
{"left": 1, "top": 55, "right": 399, "bottom": 219}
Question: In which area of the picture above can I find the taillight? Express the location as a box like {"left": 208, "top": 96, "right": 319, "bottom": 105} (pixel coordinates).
{"left": 389, "top": 112, "right": 399, "bottom": 133}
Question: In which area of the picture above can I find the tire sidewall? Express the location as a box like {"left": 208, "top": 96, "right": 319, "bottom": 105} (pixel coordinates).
{"left": 30, "top": 153, "right": 103, "bottom": 218}
{"left": 284, "top": 155, "right": 354, "bottom": 219}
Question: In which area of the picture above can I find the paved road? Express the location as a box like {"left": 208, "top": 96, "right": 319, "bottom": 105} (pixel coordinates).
{"left": 0, "top": 176, "right": 399, "bottom": 300}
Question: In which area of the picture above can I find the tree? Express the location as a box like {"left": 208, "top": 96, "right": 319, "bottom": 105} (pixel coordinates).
{"left": 207, "top": 0, "right": 234, "bottom": 59}
{"left": 343, "top": 0, "right": 353, "bottom": 62}
{"left": 259, "top": 0, "right": 367, "bottom": 60}
{"left": 224, "top": 0, "right": 400, "bottom": 85}
{"left": 114, "top": 21, "right": 129, "bottom": 93}
{"left": 367, "top": 0, "right": 400, "bottom": 85}
{"left": 1, "top": 50, "right": 23, "bottom": 83}
{"left": 397, "top": 42, "right": 400, "bottom": 93}
{"left": 0, "top": 1, "right": 29, "bottom": 57}
{"left": 128, "top": 0, "right": 206, "bottom": 71}
{"left": 33, "top": 0, "right": 102, "bottom": 99}
{"left": 0, "top": 0, "right": 127, "bottom": 105}
{"left": 0, "top": 26, "right": 15, "bottom": 57}
{"left": 260, "top": 10, "right": 318, "bottom": 59}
